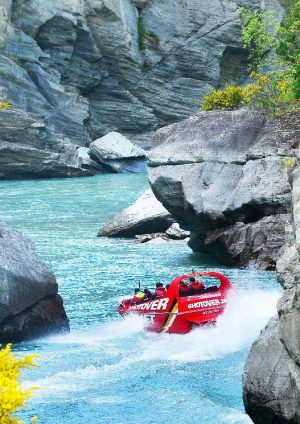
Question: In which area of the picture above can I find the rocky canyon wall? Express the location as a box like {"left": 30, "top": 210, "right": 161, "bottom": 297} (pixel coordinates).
{"left": 147, "top": 108, "right": 300, "bottom": 423}
{"left": 0, "top": 0, "right": 282, "bottom": 178}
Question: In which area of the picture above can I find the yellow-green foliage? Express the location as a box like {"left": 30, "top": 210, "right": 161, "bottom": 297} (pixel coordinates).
{"left": 201, "top": 73, "right": 269, "bottom": 111}
{"left": 281, "top": 157, "right": 295, "bottom": 172}
{"left": 201, "top": 86, "right": 244, "bottom": 111}
{"left": 0, "top": 344, "right": 38, "bottom": 424}
{"left": 0, "top": 101, "right": 12, "bottom": 110}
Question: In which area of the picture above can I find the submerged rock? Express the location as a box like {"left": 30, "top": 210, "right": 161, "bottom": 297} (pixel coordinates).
{"left": 135, "top": 233, "right": 168, "bottom": 243}
{"left": 89, "top": 132, "right": 147, "bottom": 173}
{"left": 148, "top": 109, "right": 295, "bottom": 269}
{"left": 165, "top": 223, "right": 190, "bottom": 240}
{"left": 99, "top": 188, "right": 175, "bottom": 237}
{"left": 0, "top": 220, "right": 69, "bottom": 342}
{"left": 134, "top": 224, "right": 190, "bottom": 244}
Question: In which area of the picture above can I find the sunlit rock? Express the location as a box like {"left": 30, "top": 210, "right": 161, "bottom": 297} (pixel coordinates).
{"left": 89, "top": 132, "right": 146, "bottom": 173}
{"left": 99, "top": 188, "right": 175, "bottom": 237}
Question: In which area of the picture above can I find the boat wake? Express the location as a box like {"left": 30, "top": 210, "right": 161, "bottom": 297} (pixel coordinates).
{"left": 138, "top": 288, "right": 280, "bottom": 361}
{"left": 41, "top": 287, "right": 280, "bottom": 362}
{"left": 22, "top": 287, "right": 279, "bottom": 424}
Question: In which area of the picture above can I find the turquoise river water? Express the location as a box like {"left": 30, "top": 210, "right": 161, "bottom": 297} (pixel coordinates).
{"left": 0, "top": 174, "right": 280, "bottom": 424}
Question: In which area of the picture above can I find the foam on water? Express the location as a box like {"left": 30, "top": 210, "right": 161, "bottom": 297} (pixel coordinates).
{"left": 23, "top": 287, "right": 279, "bottom": 405}
{"left": 139, "top": 288, "right": 280, "bottom": 361}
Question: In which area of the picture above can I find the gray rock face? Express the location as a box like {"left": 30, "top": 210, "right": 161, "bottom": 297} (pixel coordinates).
{"left": 0, "top": 295, "right": 69, "bottom": 343}
{"left": 89, "top": 132, "right": 146, "bottom": 173}
{"left": 243, "top": 118, "right": 300, "bottom": 424}
{"left": 0, "top": 0, "right": 283, "bottom": 178}
{"left": 0, "top": 52, "right": 94, "bottom": 178}
{"left": 196, "top": 214, "right": 289, "bottom": 270}
{"left": 0, "top": 220, "right": 69, "bottom": 341}
{"left": 99, "top": 188, "right": 175, "bottom": 237}
{"left": 148, "top": 109, "right": 295, "bottom": 269}
{"left": 243, "top": 317, "right": 298, "bottom": 424}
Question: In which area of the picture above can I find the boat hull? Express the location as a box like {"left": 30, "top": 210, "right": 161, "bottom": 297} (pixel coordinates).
{"left": 117, "top": 272, "right": 233, "bottom": 334}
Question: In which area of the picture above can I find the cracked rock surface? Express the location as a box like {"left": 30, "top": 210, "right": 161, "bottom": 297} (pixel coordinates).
{"left": 243, "top": 130, "right": 300, "bottom": 423}
{"left": 0, "top": 0, "right": 282, "bottom": 178}
{"left": 148, "top": 109, "right": 300, "bottom": 269}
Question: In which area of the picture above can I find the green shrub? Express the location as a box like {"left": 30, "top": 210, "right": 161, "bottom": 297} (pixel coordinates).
{"left": 137, "top": 17, "right": 146, "bottom": 51}
{"left": 145, "top": 31, "right": 160, "bottom": 43}
{"left": 137, "top": 17, "right": 159, "bottom": 51}
{"left": 201, "top": 73, "right": 269, "bottom": 111}
{"left": 240, "top": 7, "right": 277, "bottom": 71}
{"left": 201, "top": 86, "right": 244, "bottom": 110}
{"left": 201, "top": 3, "right": 300, "bottom": 112}
{"left": 66, "top": 86, "right": 78, "bottom": 95}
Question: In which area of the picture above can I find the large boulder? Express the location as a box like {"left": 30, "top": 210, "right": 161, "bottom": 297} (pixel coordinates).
{"left": 99, "top": 188, "right": 175, "bottom": 237}
{"left": 148, "top": 109, "right": 297, "bottom": 269}
{"left": 0, "top": 220, "right": 69, "bottom": 342}
{"left": 89, "top": 132, "right": 147, "bottom": 173}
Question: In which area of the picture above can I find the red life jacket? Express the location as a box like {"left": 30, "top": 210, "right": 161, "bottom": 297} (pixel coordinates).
{"left": 155, "top": 287, "right": 166, "bottom": 297}
{"left": 191, "top": 281, "right": 205, "bottom": 291}
{"left": 179, "top": 284, "right": 191, "bottom": 296}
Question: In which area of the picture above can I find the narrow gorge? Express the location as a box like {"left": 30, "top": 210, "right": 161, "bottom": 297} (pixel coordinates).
{"left": 1, "top": 0, "right": 300, "bottom": 423}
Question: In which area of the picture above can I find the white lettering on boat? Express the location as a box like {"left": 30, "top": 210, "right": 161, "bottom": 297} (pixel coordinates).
{"left": 195, "top": 292, "right": 222, "bottom": 299}
{"left": 130, "top": 298, "right": 169, "bottom": 311}
{"left": 188, "top": 298, "right": 227, "bottom": 309}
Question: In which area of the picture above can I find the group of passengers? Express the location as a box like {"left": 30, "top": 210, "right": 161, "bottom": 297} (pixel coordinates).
{"left": 125, "top": 277, "right": 206, "bottom": 305}
{"left": 179, "top": 277, "right": 205, "bottom": 296}
{"left": 129, "top": 283, "right": 168, "bottom": 304}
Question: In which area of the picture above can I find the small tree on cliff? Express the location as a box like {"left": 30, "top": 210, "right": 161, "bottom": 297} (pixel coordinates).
{"left": 201, "top": 1, "right": 300, "bottom": 111}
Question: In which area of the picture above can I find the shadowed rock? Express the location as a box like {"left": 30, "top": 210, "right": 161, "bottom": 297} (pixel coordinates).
{"left": 243, "top": 317, "right": 298, "bottom": 424}
{"left": 0, "top": 220, "right": 69, "bottom": 342}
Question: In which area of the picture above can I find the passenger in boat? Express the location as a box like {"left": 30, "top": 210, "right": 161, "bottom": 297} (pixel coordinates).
{"left": 179, "top": 280, "right": 191, "bottom": 296}
{"left": 189, "top": 277, "right": 205, "bottom": 294}
{"left": 132, "top": 288, "right": 145, "bottom": 303}
{"left": 155, "top": 282, "right": 166, "bottom": 297}
{"left": 144, "top": 288, "right": 154, "bottom": 300}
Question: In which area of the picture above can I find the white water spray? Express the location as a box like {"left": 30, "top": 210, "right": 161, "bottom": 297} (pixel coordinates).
{"left": 139, "top": 288, "right": 280, "bottom": 361}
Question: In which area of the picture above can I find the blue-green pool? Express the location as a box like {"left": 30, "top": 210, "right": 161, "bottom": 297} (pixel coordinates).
{"left": 0, "top": 174, "right": 280, "bottom": 424}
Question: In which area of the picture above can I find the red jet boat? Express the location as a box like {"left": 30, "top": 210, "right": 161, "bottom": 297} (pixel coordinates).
{"left": 117, "top": 272, "right": 233, "bottom": 334}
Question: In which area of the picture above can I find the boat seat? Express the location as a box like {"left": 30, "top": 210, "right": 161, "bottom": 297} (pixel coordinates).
{"left": 204, "top": 286, "right": 218, "bottom": 293}
{"left": 191, "top": 286, "right": 219, "bottom": 295}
